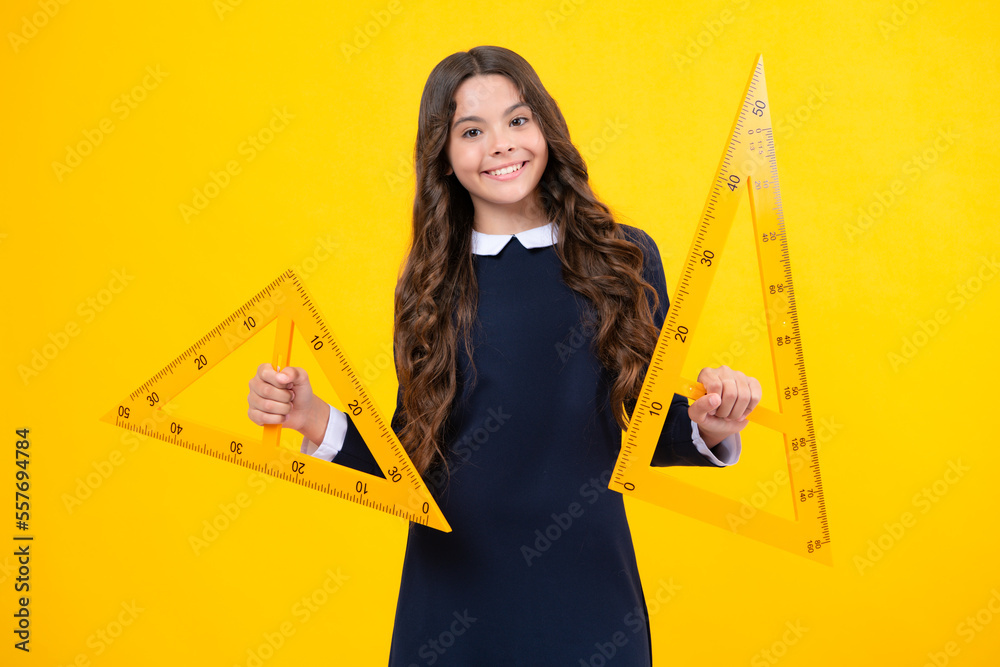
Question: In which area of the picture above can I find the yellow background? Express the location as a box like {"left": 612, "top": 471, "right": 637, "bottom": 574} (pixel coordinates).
{"left": 3, "top": 0, "right": 999, "bottom": 664}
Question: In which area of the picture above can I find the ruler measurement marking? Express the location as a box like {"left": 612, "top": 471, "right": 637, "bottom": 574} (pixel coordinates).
{"left": 103, "top": 272, "right": 450, "bottom": 532}
{"left": 609, "top": 54, "right": 829, "bottom": 564}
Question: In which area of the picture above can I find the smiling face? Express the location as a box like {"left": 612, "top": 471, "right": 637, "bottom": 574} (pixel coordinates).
{"left": 445, "top": 74, "right": 549, "bottom": 232}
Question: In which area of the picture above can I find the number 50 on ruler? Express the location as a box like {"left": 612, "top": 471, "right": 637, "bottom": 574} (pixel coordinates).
{"left": 611, "top": 54, "right": 831, "bottom": 565}
{"left": 102, "top": 272, "right": 451, "bottom": 532}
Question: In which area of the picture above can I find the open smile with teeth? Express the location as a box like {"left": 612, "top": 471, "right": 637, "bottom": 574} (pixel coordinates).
{"left": 486, "top": 162, "right": 525, "bottom": 176}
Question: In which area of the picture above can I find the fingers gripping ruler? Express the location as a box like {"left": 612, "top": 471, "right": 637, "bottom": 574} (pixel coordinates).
{"left": 610, "top": 55, "right": 831, "bottom": 565}
{"left": 101, "top": 271, "right": 451, "bottom": 532}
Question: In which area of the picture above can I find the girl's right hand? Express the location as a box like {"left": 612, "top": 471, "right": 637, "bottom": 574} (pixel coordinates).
{"left": 247, "top": 364, "right": 326, "bottom": 442}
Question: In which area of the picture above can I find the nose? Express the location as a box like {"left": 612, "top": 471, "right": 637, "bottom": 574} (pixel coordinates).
{"left": 490, "top": 130, "right": 516, "bottom": 155}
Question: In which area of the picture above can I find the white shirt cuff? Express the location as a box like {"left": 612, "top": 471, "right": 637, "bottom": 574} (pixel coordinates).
{"left": 300, "top": 403, "right": 348, "bottom": 462}
{"left": 690, "top": 420, "right": 741, "bottom": 466}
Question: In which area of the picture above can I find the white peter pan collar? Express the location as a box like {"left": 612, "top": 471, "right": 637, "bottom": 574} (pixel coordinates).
{"left": 470, "top": 222, "right": 558, "bottom": 256}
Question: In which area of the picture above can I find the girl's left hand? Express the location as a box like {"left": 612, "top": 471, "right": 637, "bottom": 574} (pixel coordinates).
{"left": 688, "top": 365, "right": 762, "bottom": 447}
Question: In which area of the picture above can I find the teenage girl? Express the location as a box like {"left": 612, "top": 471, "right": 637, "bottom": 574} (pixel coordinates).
{"left": 247, "top": 45, "right": 761, "bottom": 665}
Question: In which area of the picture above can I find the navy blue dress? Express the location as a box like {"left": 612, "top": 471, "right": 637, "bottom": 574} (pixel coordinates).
{"left": 331, "top": 225, "right": 730, "bottom": 665}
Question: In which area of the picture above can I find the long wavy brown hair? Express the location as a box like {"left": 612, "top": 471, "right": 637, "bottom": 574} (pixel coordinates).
{"left": 394, "top": 46, "right": 661, "bottom": 478}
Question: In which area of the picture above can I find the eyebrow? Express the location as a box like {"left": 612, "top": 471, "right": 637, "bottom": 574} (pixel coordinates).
{"left": 452, "top": 102, "right": 530, "bottom": 130}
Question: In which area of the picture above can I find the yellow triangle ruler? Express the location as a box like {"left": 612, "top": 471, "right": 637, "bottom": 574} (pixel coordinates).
{"left": 611, "top": 54, "right": 830, "bottom": 565}
{"left": 101, "top": 270, "right": 451, "bottom": 532}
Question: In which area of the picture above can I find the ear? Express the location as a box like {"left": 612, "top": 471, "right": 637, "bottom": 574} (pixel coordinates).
{"left": 444, "top": 165, "right": 453, "bottom": 176}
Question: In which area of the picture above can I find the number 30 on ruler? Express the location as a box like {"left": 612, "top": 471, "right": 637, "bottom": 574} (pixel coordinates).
{"left": 610, "top": 54, "right": 831, "bottom": 565}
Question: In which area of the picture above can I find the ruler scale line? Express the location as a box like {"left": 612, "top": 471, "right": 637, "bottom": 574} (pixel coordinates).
{"left": 608, "top": 54, "right": 830, "bottom": 565}
{"left": 101, "top": 272, "right": 451, "bottom": 532}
